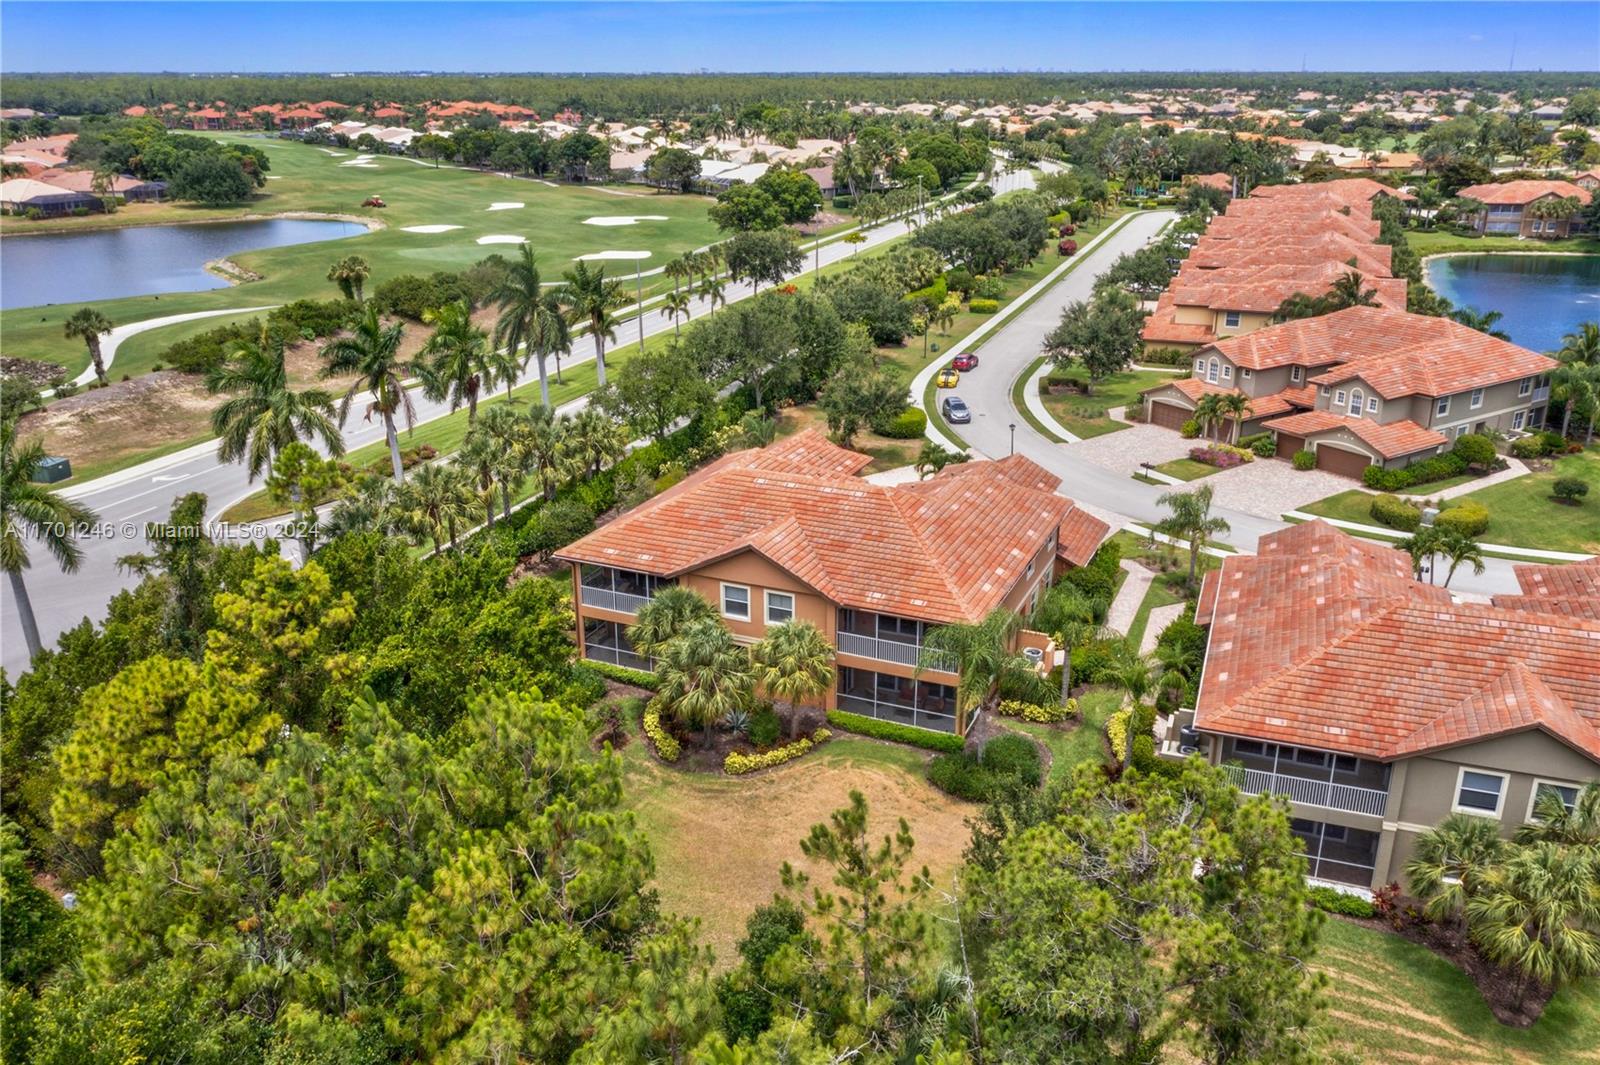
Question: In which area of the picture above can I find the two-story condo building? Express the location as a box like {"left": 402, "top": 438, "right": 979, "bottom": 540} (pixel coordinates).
{"left": 555, "top": 430, "right": 1110, "bottom": 735}
{"left": 1140, "top": 306, "right": 1558, "bottom": 477}
{"left": 1170, "top": 521, "right": 1599, "bottom": 894}
{"left": 1455, "top": 179, "right": 1593, "bottom": 239}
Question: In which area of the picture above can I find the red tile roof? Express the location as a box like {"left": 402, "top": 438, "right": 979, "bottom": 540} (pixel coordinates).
{"left": 555, "top": 430, "right": 1106, "bottom": 624}
{"left": 1494, "top": 558, "right": 1600, "bottom": 621}
{"left": 1457, "top": 180, "right": 1592, "bottom": 206}
{"left": 1262, "top": 409, "right": 1446, "bottom": 459}
{"left": 1140, "top": 377, "right": 1306, "bottom": 420}
{"left": 1194, "top": 521, "right": 1600, "bottom": 763}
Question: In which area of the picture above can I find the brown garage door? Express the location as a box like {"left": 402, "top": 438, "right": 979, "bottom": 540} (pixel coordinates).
{"left": 1315, "top": 445, "right": 1374, "bottom": 479}
{"left": 1148, "top": 401, "right": 1191, "bottom": 431}
{"left": 1276, "top": 434, "right": 1305, "bottom": 459}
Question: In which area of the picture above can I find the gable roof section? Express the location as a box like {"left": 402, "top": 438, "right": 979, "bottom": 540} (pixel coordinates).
{"left": 1262, "top": 409, "right": 1446, "bottom": 459}
{"left": 1493, "top": 558, "right": 1600, "bottom": 621}
{"left": 1457, "top": 179, "right": 1592, "bottom": 206}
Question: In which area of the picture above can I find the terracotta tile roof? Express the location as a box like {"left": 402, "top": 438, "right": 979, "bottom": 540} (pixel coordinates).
{"left": 1494, "top": 558, "right": 1600, "bottom": 621}
{"left": 1194, "top": 521, "right": 1600, "bottom": 763}
{"left": 555, "top": 431, "right": 1093, "bottom": 624}
{"left": 1262, "top": 409, "right": 1446, "bottom": 459}
{"left": 1191, "top": 172, "right": 1233, "bottom": 192}
{"left": 1056, "top": 508, "right": 1113, "bottom": 567}
{"left": 1140, "top": 377, "right": 1305, "bottom": 420}
{"left": 188, "top": 108, "right": 228, "bottom": 119}
{"left": 1457, "top": 180, "right": 1592, "bottom": 206}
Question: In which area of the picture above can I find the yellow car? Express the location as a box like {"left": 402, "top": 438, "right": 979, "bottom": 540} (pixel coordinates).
{"left": 936, "top": 367, "right": 960, "bottom": 388}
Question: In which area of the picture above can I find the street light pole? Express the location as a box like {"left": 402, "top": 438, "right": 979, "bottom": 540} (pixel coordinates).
{"left": 1009, "top": 422, "right": 1016, "bottom": 456}
{"left": 813, "top": 202, "right": 822, "bottom": 276}
{"left": 635, "top": 259, "right": 644, "bottom": 351}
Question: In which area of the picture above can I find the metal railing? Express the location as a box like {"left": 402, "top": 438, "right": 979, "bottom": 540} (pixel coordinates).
{"left": 835, "top": 693, "right": 958, "bottom": 734}
{"left": 579, "top": 586, "right": 654, "bottom": 615}
{"left": 584, "top": 642, "right": 652, "bottom": 673}
{"left": 836, "top": 631, "right": 955, "bottom": 671}
{"left": 1532, "top": 386, "right": 1551, "bottom": 402}
{"left": 1223, "top": 765, "right": 1388, "bottom": 817}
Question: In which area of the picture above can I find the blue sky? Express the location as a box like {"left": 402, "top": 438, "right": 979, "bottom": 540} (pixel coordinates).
{"left": 3, "top": 2, "right": 1597, "bottom": 74}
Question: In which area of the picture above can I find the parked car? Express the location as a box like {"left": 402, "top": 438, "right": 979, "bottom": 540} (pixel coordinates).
{"left": 951, "top": 352, "right": 979, "bottom": 371}
{"left": 941, "top": 396, "right": 971, "bottom": 424}
{"left": 936, "top": 367, "right": 960, "bottom": 388}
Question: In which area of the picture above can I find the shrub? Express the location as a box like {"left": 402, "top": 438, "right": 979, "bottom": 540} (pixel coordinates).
{"left": 1189, "top": 445, "right": 1248, "bottom": 469}
{"left": 748, "top": 704, "right": 782, "bottom": 747}
{"left": 1509, "top": 437, "right": 1546, "bottom": 460}
{"left": 1105, "top": 708, "right": 1133, "bottom": 763}
{"left": 1453, "top": 432, "right": 1497, "bottom": 469}
{"left": 161, "top": 319, "right": 263, "bottom": 374}
{"left": 968, "top": 298, "right": 1000, "bottom": 314}
{"left": 643, "top": 700, "right": 681, "bottom": 762}
{"left": 724, "top": 730, "right": 830, "bottom": 775}
{"left": 981, "top": 734, "right": 1042, "bottom": 789}
{"left": 1058, "top": 239, "right": 1077, "bottom": 256}
{"left": 875, "top": 407, "right": 928, "bottom": 439}
{"left": 365, "top": 443, "right": 438, "bottom": 476}
{"left": 1239, "top": 432, "right": 1277, "bottom": 458}
{"left": 1553, "top": 477, "right": 1589, "bottom": 503}
{"left": 825, "top": 710, "right": 966, "bottom": 752}
{"left": 1538, "top": 430, "right": 1566, "bottom": 453}
{"left": 831, "top": 194, "right": 854, "bottom": 209}
{"left": 516, "top": 498, "right": 595, "bottom": 562}
{"left": 562, "top": 664, "right": 608, "bottom": 708}
{"left": 1180, "top": 419, "right": 1201, "bottom": 439}
{"left": 1307, "top": 886, "right": 1377, "bottom": 918}
{"left": 997, "top": 697, "right": 1075, "bottom": 723}
{"left": 1435, "top": 500, "right": 1490, "bottom": 536}
{"left": 944, "top": 268, "right": 975, "bottom": 295}
{"left": 1142, "top": 346, "right": 1190, "bottom": 367}
{"left": 927, "top": 751, "right": 999, "bottom": 801}
{"left": 268, "top": 298, "right": 358, "bottom": 338}
{"left": 583, "top": 659, "right": 660, "bottom": 691}
{"left": 1292, "top": 449, "right": 1316, "bottom": 471}
{"left": 1369, "top": 493, "right": 1422, "bottom": 531}
{"left": 972, "top": 275, "right": 1005, "bottom": 300}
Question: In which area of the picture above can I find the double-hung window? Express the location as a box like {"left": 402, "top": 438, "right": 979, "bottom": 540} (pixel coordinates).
{"left": 1367, "top": 396, "right": 1379, "bottom": 414}
{"left": 1221, "top": 365, "right": 1233, "bottom": 381}
{"left": 1291, "top": 366, "right": 1303, "bottom": 384}
{"left": 1519, "top": 377, "right": 1533, "bottom": 397}
{"left": 1223, "top": 311, "right": 1242, "bottom": 329}
{"left": 1528, "top": 780, "right": 1581, "bottom": 821}
{"left": 721, "top": 583, "right": 750, "bottom": 621}
{"left": 1470, "top": 388, "right": 1485, "bottom": 409}
{"left": 765, "top": 591, "right": 794, "bottom": 625}
{"left": 1436, "top": 395, "right": 1451, "bottom": 418}
{"left": 1453, "top": 768, "right": 1507, "bottom": 817}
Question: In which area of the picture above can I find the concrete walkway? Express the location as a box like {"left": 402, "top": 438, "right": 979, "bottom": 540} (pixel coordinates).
{"left": 1432, "top": 457, "right": 1530, "bottom": 500}
{"left": 59, "top": 306, "right": 277, "bottom": 391}
{"left": 1140, "top": 602, "right": 1187, "bottom": 654}
{"left": 1104, "top": 560, "right": 1155, "bottom": 637}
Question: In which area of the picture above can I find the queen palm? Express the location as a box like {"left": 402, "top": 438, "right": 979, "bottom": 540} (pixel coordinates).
{"left": 1213, "top": 392, "right": 1252, "bottom": 444}
{"left": 660, "top": 290, "right": 692, "bottom": 336}
{"left": 391, "top": 461, "right": 476, "bottom": 554}
{"left": 1438, "top": 527, "right": 1486, "bottom": 588}
{"left": 326, "top": 255, "right": 371, "bottom": 301}
{"left": 1328, "top": 270, "right": 1380, "bottom": 310}
{"left": 206, "top": 325, "right": 344, "bottom": 482}
{"left": 1404, "top": 813, "right": 1507, "bottom": 921}
{"left": 663, "top": 255, "right": 695, "bottom": 299}
{"left": 1450, "top": 306, "right": 1511, "bottom": 341}
{"left": 919, "top": 607, "right": 1035, "bottom": 724}
{"left": 627, "top": 585, "right": 717, "bottom": 660}
{"left": 1192, "top": 392, "right": 1227, "bottom": 443}
{"left": 63, "top": 308, "right": 113, "bottom": 386}
{"left": 322, "top": 304, "right": 414, "bottom": 483}
{"left": 1108, "top": 639, "right": 1155, "bottom": 706}
{"left": 656, "top": 617, "right": 754, "bottom": 749}
{"left": 1153, "top": 484, "right": 1230, "bottom": 586}
{"left": 2, "top": 417, "right": 98, "bottom": 660}
{"left": 751, "top": 620, "right": 835, "bottom": 739}
{"left": 490, "top": 244, "right": 570, "bottom": 407}
{"left": 561, "top": 260, "right": 625, "bottom": 388}
{"left": 566, "top": 406, "right": 626, "bottom": 478}
{"left": 417, "top": 299, "right": 495, "bottom": 423}
{"left": 696, "top": 274, "right": 728, "bottom": 316}
{"left": 473, "top": 404, "right": 529, "bottom": 520}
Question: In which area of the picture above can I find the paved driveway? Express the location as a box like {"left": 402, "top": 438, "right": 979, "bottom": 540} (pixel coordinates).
{"left": 1066, "top": 424, "right": 1197, "bottom": 477}
{"left": 1203, "top": 458, "right": 1360, "bottom": 520}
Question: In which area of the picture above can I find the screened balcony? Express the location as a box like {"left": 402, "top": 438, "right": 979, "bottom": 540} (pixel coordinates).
{"left": 836, "top": 666, "right": 959, "bottom": 734}
{"left": 582, "top": 618, "right": 652, "bottom": 673}
{"left": 836, "top": 608, "right": 956, "bottom": 672}
{"left": 579, "top": 565, "right": 674, "bottom": 615}
{"left": 1292, "top": 818, "right": 1381, "bottom": 890}
{"left": 1222, "top": 737, "right": 1390, "bottom": 817}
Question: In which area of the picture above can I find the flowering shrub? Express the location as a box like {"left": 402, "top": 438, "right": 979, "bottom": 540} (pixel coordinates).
{"left": 1189, "top": 446, "right": 1247, "bottom": 469}
{"left": 643, "top": 701, "right": 680, "bottom": 763}
{"left": 998, "top": 698, "right": 1077, "bottom": 724}
{"left": 1105, "top": 708, "right": 1133, "bottom": 762}
{"left": 724, "top": 729, "right": 831, "bottom": 775}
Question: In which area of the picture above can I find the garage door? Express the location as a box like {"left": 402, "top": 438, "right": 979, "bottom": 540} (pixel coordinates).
{"left": 1315, "top": 445, "right": 1374, "bottom": 479}
{"left": 1275, "top": 434, "right": 1305, "bottom": 459}
{"left": 1148, "top": 401, "right": 1191, "bottom": 431}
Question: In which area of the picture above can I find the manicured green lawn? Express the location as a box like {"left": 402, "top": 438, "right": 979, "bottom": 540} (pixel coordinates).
{"left": 1040, "top": 368, "right": 1181, "bottom": 439}
{"left": 1125, "top": 578, "right": 1184, "bottom": 649}
{"left": 1447, "top": 446, "right": 1600, "bottom": 554}
{"left": 2, "top": 135, "right": 722, "bottom": 376}
{"left": 1005, "top": 687, "right": 1123, "bottom": 782}
{"left": 1315, "top": 917, "right": 1600, "bottom": 1065}
{"left": 1152, "top": 456, "right": 1216, "bottom": 482}
{"left": 1410, "top": 228, "right": 1600, "bottom": 258}
{"left": 1300, "top": 488, "right": 1382, "bottom": 526}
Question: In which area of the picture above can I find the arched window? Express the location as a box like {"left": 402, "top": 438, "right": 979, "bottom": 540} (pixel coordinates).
{"left": 1349, "top": 388, "right": 1364, "bottom": 416}
{"left": 1207, "top": 359, "right": 1219, "bottom": 383}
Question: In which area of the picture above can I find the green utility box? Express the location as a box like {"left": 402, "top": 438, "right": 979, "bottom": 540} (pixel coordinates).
{"left": 32, "top": 456, "right": 71, "bottom": 484}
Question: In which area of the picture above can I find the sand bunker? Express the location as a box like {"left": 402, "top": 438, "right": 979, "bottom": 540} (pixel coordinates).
{"left": 486, "top": 202, "right": 524, "bottom": 211}
{"left": 340, "top": 155, "right": 381, "bottom": 168}
{"left": 477, "top": 234, "right": 528, "bottom": 245}
{"left": 583, "top": 215, "right": 670, "bottom": 226}
{"left": 401, "top": 224, "right": 463, "bottom": 234}
{"left": 575, "top": 250, "right": 651, "bottom": 261}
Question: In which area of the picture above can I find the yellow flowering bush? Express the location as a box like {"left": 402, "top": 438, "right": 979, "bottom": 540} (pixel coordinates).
{"left": 1105, "top": 708, "right": 1133, "bottom": 763}
{"left": 723, "top": 729, "right": 832, "bottom": 775}
{"left": 643, "top": 701, "right": 680, "bottom": 763}
{"left": 997, "top": 698, "right": 1077, "bottom": 724}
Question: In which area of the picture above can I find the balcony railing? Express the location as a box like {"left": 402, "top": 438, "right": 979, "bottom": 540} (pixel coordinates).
{"left": 1223, "top": 765, "right": 1388, "bottom": 817}
{"left": 1532, "top": 386, "right": 1551, "bottom": 402}
{"left": 584, "top": 641, "right": 652, "bottom": 673}
{"left": 579, "top": 586, "right": 653, "bottom": 615}
{"left": 837, "top": 631, "right": 955, "bottom": 672}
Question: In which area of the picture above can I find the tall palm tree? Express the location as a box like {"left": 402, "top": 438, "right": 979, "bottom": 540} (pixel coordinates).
{"left": 1, "top": 418, "right": 98, "bottom": 660}
{"left": 206, "top": 326, "right": 344, "bottom": 482}
{"left": 1404, "top": 813, "right": 1507, "bottom": 921}
{"left": 417, "top": 299, "right": 494, "bottom": 424}
{"left": 696, "top": 274, "right": 728, "bottom": 316}
{"left": 472, "top": 404, "right": 529, "bottom": 520}
{"left": 1518, "top": 781, "right": 1600, "bottom": 849}
{"left": 1192, "top": 393, "right": 1226, "bottom": 444}
{"left": 489, "top": 244, "right": 570, "bottom": 407}
{"left": 1400, "top": 525, "right": 1448, "bottom": 584}
{"left": 391, "top": 461, "right": 476, "bottom": 554}
{"left": 1153, "top": 484, "right": 1230, "bottom": 586}
{"left": 663, "top": 255, "right": 694, "bottom": 299}
{"left": 1465, "top": 843, "right": 1600, "bottom": 1006}
{"left": 1108, "top": 639, "right": 1154, "bottom": 707}
{"left": 522, "top": 404, "right": 574, "bottom": 500}
{"left": 566, "top": 406, "right": 626, "bottom": 478}
{"left": 660, "top": 290, "right": 692, "bottom": 336}
{"left": 62, "top": 308, "right": 114, "bottom": 386}
{"left": 627, "top": 585, "right": 717, "bottom": 660}
{"left": 1554, "top": 323, "right": 1600, "bottom": 440}
{"left": 458, "top": 429, "right": 518, "bottom": 529}
{"left": 656, "top": 617, "right": 754, "bottom": 749}
{"left": 322, "top": 305, "right": 414, "bottom": 483}
{"left": 1213, "top": 392, "right": 1252, "bottom": 444}
{"left": 1450, "top": 306, "right": 1511, "bottom": 341}
{"left": 751, "top": 620, "right": 835, "bottom": 739}
{"left": 326, "top": 255, "right": 371, "bottom": 301}
{"left": 919, "top": 607, "right": 1034, "bottom": 724}
{"left": 561, "top": 260, "right": 625, "bottom": 388}
{"left": 1438, "top": 527, "right": 1486, "bottom": 588}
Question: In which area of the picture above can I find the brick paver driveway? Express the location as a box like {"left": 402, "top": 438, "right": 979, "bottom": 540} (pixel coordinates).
{"left": 1066, "top": 424, "right": 1196, "bottom": 476}
{"left": 1203, "top": 458, "right": 1361, "bottom": 519}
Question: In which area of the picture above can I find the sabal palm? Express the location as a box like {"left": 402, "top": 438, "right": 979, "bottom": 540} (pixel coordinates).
{"left": 391, "top": 461, "right": 476, "bottom": 553}
{"left": 656, "top": 618, "right": 754, "bottom": 748}
{"left": 566, "top": 406, "right": 626, "bottom": 478}
{"left": 324, "top": 473, "right": 394, "bottom": 539}
{"left": 206, "top": 326, "right": 343, "bottom": 481}
{"left": 627, "top": 585, "right": 717, "bottom": 660}
{"left": 322, "top": 305, "right": 414, "bottom": 482}
{"left": 63, "top": 307, "right": 113, "bottom": 385}
{"left": 1, "top": 417, "right": 98, "bottom": 660}
{"left": 1404, "top": 813, "right": 1507, "bottom": 921}
{"left": 458, "top": 430, "right": 517, "bottom": 528}
{"left": 473, "top": 404, "right": 529, "bottom": 520}
{"left": 490, "top": 244, "right": 570, "bottom": 407}
{"left": 561, "top": 260, "right": 625, "bottom": 388}
{"left": 522, "top": 405, "right": 575, "bottom": 500}
{"left": 660, "top": 290, "right": 692, "bottom": 336}
{"left": 1154, "top": 484, "right": 1230, "bottom": 584}
{"left": 1518, "top": 781, "right": 1600, "bottom": 849}
{"left": 1465, "top": 843, "right": 1600, "bottom": 998}
{"left": 751, "top": 620, "right": 835, "bottom": 739}
{"left": 326, "top": 255, "right": 371, "bottom": 301}
{"left": 417, "top": 299, "right": 494, "bottom": 423}
{"left": 919, "top": 607, "right": 1032, "bottom": 720}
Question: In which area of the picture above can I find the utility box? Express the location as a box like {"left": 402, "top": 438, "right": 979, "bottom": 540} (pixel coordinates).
{"left": 32, "top": 456, "right": 71, "bottom": 484}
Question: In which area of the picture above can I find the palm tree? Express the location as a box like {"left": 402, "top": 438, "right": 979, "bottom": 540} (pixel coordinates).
{"left": 1213, "top": 392, "right": 1252, "bottom": 444}
{"left": 1554, "top": 324, "right": 1600, "bottom": 440}
{"left": 1328, "top": 270, "right": 1380, "bottom": 310}
{"left": 1, "top": 418, "right": 98, "bottom": 660}
{"left": 660, "top": 290, "right": 692, "bottom": 336}
{"left": 1450, "top": 306, "right": 1511, "bottom": 341}
{"left": 324, "top": 473, "right": 394, "bottom": 539}
{"left": 696, "top": 274, "right": 728, "bottom": 316}
{"left": 627, "top": 586, "right": 717, "bottom": 660}
{"left": 1400, "top": 525, "right": 1447, "bottom": 584}
{"left": 1465, "top": 843, "right": 1600, "bottom": 1007}
{"left": 1153, "top": 484, "right": 1230, "bottom": 587}
{"left": 472, "top": 404, "right": 530, "bottom": 520}
{"left": 1438, "top": 527, "right": 1486, "bottom": 588}
{"left": 663, "top": 255, "right": 694, "bottom": 299}
{"left": 417, "top": 299, "right": 494, "bottom": 423}
{"left": 656, "top": 618, "right": 754, "bottom": 749}
{"left": 566, "top": 406, "right": 626, "bottom": 478}
{"left": 1108, "top": 639, "right": 1154, "bottom": 706}
{"left": 322, "top": 305, "right": 414, "bottom": 483}
{"left": 206, "top": 326, "right": 344, "bottom": 482}
{"left": 489, "top": 244, "right": 570, "bottom": 408}
{"left": 1192, "top": 393, "right": 1226, "bottom": 443}
{"left": 751, "top": 620, "right": 835, "bottom": 739}
{"left": 561, "top": 260, "right": 625, "bottom": 388}
{"left": 919, "top": 607, "right": 1035, "bottom": 725}
{"left": 326, "top": 255, "right": 371, "bottom": 301}
{"left": 63, "top": 308, "right": 114, "bottom": 386}
{"left": 1519, "top": 781, "right": 1600, "bottom": 849}
{"left": 522, "top": 404, "right": 574, "bottom": 500}
{"left": 391, "top": 461, "right": 475, "bottom": 553}
{"left": 1404, "top": 813, "right": 1507, "bottom": 922}
{"left": 1031, "top": 582, "right": 1098, "bottom": 705}
{"left": 458, "top": 429, "right": 518, "bottom": 528}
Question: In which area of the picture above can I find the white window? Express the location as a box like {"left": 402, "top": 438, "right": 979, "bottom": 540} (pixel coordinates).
{"left": 1453, "top": 768, "right": 1508, "bottom": 817}
{"left": 1320, "top": 385, "right": 1330, "bottom": 396}
{"left": 1025, "top": 559, "right": 1035, "bottom": 579}
{"left": 1519, "top": 377, "right": 1533, "bottom": 397}
{"left": 1242, "top": 368, "right": 1253, "bottom": 380}
{"left": 1224, "top": 311, "right": 1242, "bottom": 328}
{"left": 1436, "top": 395, "right": 1451, "bottom": 417}
{"left": 1291, "top": 366, "right": 1304, "bottom": 384}
{"left": 1470, "top": 388, "right": 1485, "bottom": 409}
{"left": 1513, "top": 410, "right": 1526, "bottom": 431}
{"left": 1195, "top": 358, "right": 1206, "bottom": 373}
{"left": 1528, "top": 780, "right": 1581, "bottom": 821}
{"left": 1348, "top": 389, "right": 1363, "bottom": 416}
{"left": 1207, "top": 359, "right": 1219, "bottom": 383}
{"left": 764, "top": 590, "right": 794, "bottom": 625}
{"left": 1221, "top": 365, "right": 1233, "bottom": 381}
{"left": 1334, "top": 389, "right": 1347, "bottom": 407}
{"left": 721, "top": 583, "right": 750, "bottom": 621}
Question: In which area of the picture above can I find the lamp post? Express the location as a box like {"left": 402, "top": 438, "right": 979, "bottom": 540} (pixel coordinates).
{"left": 1009, "top": 422, "right": 1017, "bottom": 456}
{"left": 812, "top": 202, "right": 823, "bottom": 276}
{"left": 635, "top": 258, "right": 645, "bottom": 350}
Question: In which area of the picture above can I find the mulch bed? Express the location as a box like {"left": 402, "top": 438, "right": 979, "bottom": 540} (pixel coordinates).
{"left": 1333, "top": 909, "right": 1554, "bottom": 1027}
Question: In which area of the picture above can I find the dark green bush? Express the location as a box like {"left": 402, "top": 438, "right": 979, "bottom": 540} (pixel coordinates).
{"left": 749, "top": 704, "right": 782, "bottom": 747}
{"left": 825, "top": 710, "right": 966, "bottom": 752}
{"left": 1553, "top": 477, "right": 1589, "bottom": 503}
{"left": 1435, "top": 500, "right": 1489, "bottom": 536}
{"left": 267, "top": 298, "right": 358, "bottom": 338}
{"left": 875, "top": 407, "right": 928, "bottom": 439}
{"left": 927, "top": 751, "right": 1000, "bottom": 801}
{"left": 161, "top": 319, "right": 263, "bottom": 374}
{"left": 944, "top": 268, "right": 975, "bottom": 294}
{"left": 1453, "top": 432, "right": 1497, "bottom": 469}
{"left": 582, "top": 659, "right": 660, "bottom": 691}
{"left": 981, "top": 734, "right": 1042, "bottom": 789}
{"left": 1307, "top": 886, "right": 1377, "bottom": 917}
{"left": 1292, "top": 449, "right": 1316, "bottom": 471}
{"left": 516, "top": 498, "right": 595, "bottom": 562}
{"left": 561, "top": 663, "right": 608, "bottom": 707}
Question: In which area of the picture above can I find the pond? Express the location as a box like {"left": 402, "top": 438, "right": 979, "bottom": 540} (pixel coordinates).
{"left": 1425, "top": 253, "right": 1600, "bottom": 353}
{"left": 0, "top": 218, "right": 365, "bottom": 309}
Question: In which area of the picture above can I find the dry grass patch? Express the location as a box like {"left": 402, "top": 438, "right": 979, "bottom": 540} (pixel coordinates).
{"left": 17, "top": 372, "right": 219, "bottom": 483}
{"left": 775, "top": 405, "right": 920, "bottom": 474}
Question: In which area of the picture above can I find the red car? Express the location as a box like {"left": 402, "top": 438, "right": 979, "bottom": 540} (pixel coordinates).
{"left": 951, "top": 352, "right": 979, "bottom": 371}
{"left": 363, "top": 196, "right": 387, "bottom": 208}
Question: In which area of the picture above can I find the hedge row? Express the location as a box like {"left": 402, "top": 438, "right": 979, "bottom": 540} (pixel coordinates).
{"left": 825, "top": 710, "right": 967, "bottom": 752}
{"left": 643, "top": 702, "right": 680, "bottom": 763}
{"left": 997, "top": 698, "right": 1075, "bottom": 724}
{"left": 1307, "top": 886, "right": 1377, "bottom": 918}
{"left": 724, "top": 729, "right": 831, "bottom": 775}
{"left": 583, "top": 659, "right": 660, "bottom": 691}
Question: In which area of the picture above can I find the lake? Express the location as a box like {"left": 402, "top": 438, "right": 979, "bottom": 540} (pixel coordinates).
{"left": 1425, "top": 253, "right": 1600, "bottom": 353}
{"left": 0, "top": 218, "right": 365, "bottom": 309}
